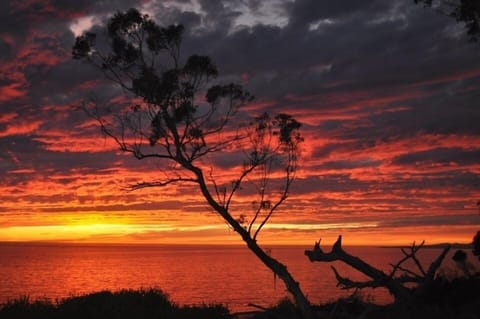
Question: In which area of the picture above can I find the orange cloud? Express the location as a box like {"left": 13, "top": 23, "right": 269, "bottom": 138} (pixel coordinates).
{"left": 0, "top": 84, "right": 26, "bottom": 102}
{"left": 0, "top": 119, "right": 42, "bottom": 137}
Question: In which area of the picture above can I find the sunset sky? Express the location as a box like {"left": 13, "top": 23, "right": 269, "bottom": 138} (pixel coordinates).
{"left": 0, "top": 0, "right": 479, "bottom": 246}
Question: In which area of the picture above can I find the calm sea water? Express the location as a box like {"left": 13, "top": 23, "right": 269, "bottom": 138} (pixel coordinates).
{"left": 0, "top": 243, "right": 477, "bottom": 312}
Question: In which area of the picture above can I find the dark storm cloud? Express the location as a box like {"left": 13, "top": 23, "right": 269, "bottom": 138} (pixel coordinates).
{"left": 2, "top": 0, "right": 478, "bottom": 154}
{"left": 294, "top": 174, "right": 371, "bottom": 194}
{"left": 0, "top": 136, "right": 41, "bottom": 177}
{"left": 0, "top": 131, "right": 162, "bottom": 187}
{"left": 317, "top": 158, "right": 382, "bottom": 170}
{"left": 0, "top": 135, "right": 45, "bottom": 159}
{"left": 199, "top": 0, "right": 242, "bottom": 29}
{"left": 392, "top": 148, "right": 480, "bottom": 166}
{"left": 311, "top": 139, "right": 378, "bottom": 161}
{"left": 49, "top": 0, "right": 146, "bottom": 15}
{"left": 0, "top": 38, "right": 14, "bottom": 61}
{"left": 1, "top": 134, "right": 108, "bottom": 173}
{"left": 292, "top": 169, "right": 480, "bottom": 198}
{"left": 379, "top": 214, "right": 480, "bottom": 228}
{"left": 174, "top": 0, "right": 479, "bottom": 122}
{"left": 335, "top": 97, "right": 480, "bottom": 144}
{"left": 0, "top": 2, "right": 35, "bottom": 35}
{"left": 284, "top": 0, "right": 384, "bottom": 26}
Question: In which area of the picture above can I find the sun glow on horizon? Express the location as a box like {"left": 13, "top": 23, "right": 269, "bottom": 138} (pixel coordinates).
{"left": 0, "top": 217, "right": 476, "bottom": 247}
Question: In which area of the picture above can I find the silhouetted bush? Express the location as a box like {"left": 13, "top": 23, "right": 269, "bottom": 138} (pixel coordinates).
{"left": 174, "top": 304, "right": 231, "bottom": 319}
{"left": 327, "top": 276, "right": 480, "bottom": 319}
{"left": 2, "top": 279, "right": 479, "bottom": 319}
{"left": 0, "top": 289, "right": 231, "bottom": 319}
{"left": 249, "top": 298, "right": 300, "bottom": 319}
{"left": 419, "top": 276, "right": 480, "bottom": 307}
{"left": 251, "top": 276, "right": 480, "bottom": 319}
{"left": 0, "top": 296, "right": 55, "bottom": 319}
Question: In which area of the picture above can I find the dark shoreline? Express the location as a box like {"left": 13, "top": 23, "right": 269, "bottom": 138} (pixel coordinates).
{"left": 1, "top": 276, "right": 479, "bottom": 319}
{"left": 380, "top": 243, "right": 473, "bottom": 249}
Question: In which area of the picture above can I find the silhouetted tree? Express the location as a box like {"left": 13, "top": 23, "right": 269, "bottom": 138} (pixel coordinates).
{"left": 414, "top": 0, "right": 480, "bottom": 41}
{"left": 473, "top": 231, "right": 480, "bottom": 260}
{"left": 452, "top": 249, "right": 467, "bottom": 263}
{"left": 452, "top": 249, "right": 474, "bottom": 277}
{"left": 73, "top": 8, "right": 314, "bottom": 319}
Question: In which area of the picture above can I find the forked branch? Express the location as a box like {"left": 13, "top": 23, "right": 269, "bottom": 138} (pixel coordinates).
{"left": 305, "top": 235, "right": 451, "bottom": 302}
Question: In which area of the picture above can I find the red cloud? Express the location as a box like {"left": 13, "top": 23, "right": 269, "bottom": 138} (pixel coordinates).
{"left": 0, "top": 84, "right": 26, "bottom": 102}
{"left": 0, "top": 119, "right": 43, "bottom": 137}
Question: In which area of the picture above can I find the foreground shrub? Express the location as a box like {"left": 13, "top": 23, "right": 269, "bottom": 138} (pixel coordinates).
{"left": 249, "top": 276, "right": 480, "bottom": 319}
{"left": 0, "top": 296, "right": 55, "bottom": 319}
{"left": 174, "top": 304, "right": 231, "bottom": 319}
{"left": 0, "top": 289, "right": 231, "bottom": 319}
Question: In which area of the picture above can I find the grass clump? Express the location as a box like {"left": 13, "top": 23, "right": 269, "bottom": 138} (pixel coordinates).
{"left": 0, "top": 288, "right": 231, "bottom": 319}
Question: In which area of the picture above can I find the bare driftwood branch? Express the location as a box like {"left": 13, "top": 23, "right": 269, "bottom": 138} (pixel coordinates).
{"left": 305, "top": 235, "right": 451, "bottom": 302}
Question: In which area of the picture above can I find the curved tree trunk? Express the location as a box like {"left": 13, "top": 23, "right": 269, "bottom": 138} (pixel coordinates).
{"left": 243, "top": 234, "right": 314, "bottom": 319}
{"left": 191, "top": 165, "right": 315, "bottom": 319}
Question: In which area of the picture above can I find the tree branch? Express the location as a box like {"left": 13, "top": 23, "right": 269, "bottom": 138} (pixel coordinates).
{"left": 129, "top": 177, "right": 198, "bottom": 191}
{"left": 305, "top": 236, "right": 451, "bottom": 302}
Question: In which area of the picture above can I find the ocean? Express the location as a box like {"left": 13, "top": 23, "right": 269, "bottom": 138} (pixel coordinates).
{"left": 0, "top": 243, "right": 477, "bottom": 312}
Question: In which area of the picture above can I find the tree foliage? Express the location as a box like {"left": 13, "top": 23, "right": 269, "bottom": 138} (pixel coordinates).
{"left": 473, "top": 231, "right": 480, "bottom": 260}
{"left": 414, "top": 0, "right": 480, "bottom": 41}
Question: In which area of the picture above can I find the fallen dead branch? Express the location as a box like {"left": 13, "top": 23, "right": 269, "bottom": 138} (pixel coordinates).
{"left": 305, "top": 235, "right": 450, "bottom": 303}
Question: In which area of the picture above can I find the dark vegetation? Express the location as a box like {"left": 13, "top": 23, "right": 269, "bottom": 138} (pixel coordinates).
{"left": 414, "top": 0, "right": 480, "bottom": 41}
{"left": 250, "top": 275, "right": 480, "bottom": 319}
{"left": 2, "top": 274, "right": 479, "bottom": 319}
{"left": 0, "top": 289, "right": 231, "bottom": 319}
{"left": 473, "top": 230, "right": 480, "bottom": 260}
